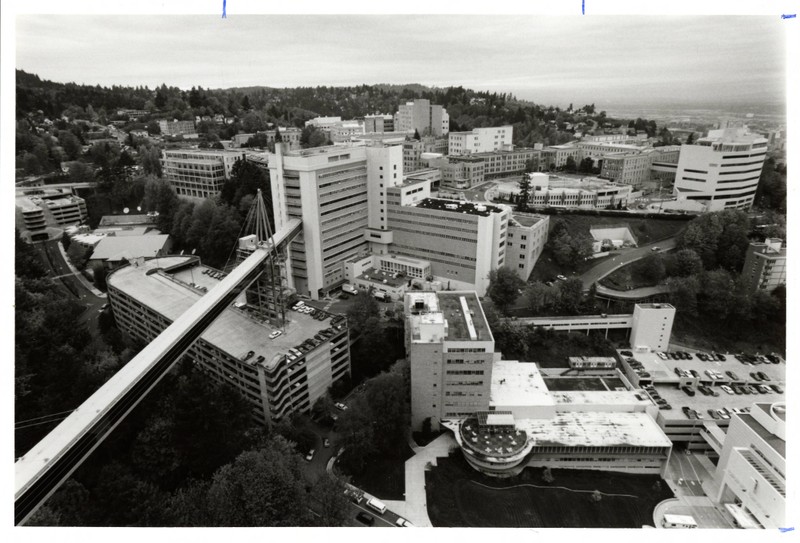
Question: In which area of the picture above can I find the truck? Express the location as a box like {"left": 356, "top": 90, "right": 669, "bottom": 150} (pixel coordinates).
{"left": 373, "top": 291, "right": 388, "bottom": 302}
{"left": 366, "top": 497, "right": 387, "bottom": 515}
{"left": 342, "top": 284, "right": 358, "bottom": 295}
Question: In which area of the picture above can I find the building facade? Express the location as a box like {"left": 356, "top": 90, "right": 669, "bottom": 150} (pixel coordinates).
{"left": 674, "top": 127, "right": 768, "bottom": 211}
{"left": 269, "top": 144, "right": 400, "bottom": 299}
{"left": 406, "top": 291, "right": 496, "bottom": 431}
{"left": 505, "top": 215, "right": 549, "bottom": 281}
{"left": 630, "top": 303, "right": 676, "bottom": 352}
{"left": 158, "top": 119, "right": 196, "bottom": 136}
{"left": 448, "top": 126, "right": 513, "bottom": 155}
{"left": 741, "top": 239, "right": 786, "bottom": 294}
{"left": 394, "top": 99, "right": 449, "bottom": 136}
{"left": 364, "top": 114, "right": 394, "bottom": 133}
{"left": 162, "top": 149, "right": 246, "bottom": 199}
{"left": 714, "top": 403, "right": 786, "bottom": 529}
{"left": 107, "top": 255, "right": 351, "bottom": 426}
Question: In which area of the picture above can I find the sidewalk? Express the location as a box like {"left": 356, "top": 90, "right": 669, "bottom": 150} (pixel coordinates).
{"left": 402, "top": 433, "right": 456, "bottom": 527}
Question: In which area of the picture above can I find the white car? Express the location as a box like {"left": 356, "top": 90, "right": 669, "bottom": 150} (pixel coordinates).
{"left": 334, "top": 402, "right": 348, "bottom": 411}
{"left": 656, "top": 352, "right": 668, "bottom": 360}
{"left": 721, "top": 385, "right": 734, "bottom": 395}
{"left": 305, "top": 449, "right": 315, "bottom": 462}
{"left": 556, "top": 275, "right": 568, "bottom": 281}
{"left": 269, "top": 330, "right": 282, "bottom": 340}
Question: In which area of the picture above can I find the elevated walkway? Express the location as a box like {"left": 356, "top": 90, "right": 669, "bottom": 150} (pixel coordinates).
{"left": 15, "top": 219, "right": 301, "bottom": 525}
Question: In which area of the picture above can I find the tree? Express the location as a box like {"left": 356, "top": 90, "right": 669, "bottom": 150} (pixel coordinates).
{"left": 346, "top": 291, "right": 380, "bottom": 334}
{"left": 578, "top": 157, "right": 594, "bottom": 174}
{"left": 686, "top": 132, "right": 695, "bottom": 144}
{"left": 274, "top": 127, "right": 283, "bottom": 143}
{"left": 413, "top": 128, "right": 421, "bottom": 140}
{"left": 205, "top": 437, "right": 311, "bottom": 526}
{"left": 146, "top": 120, "right": 161, "bottom": 135}
{"left": 67, "top": 242, "right": 91, "bottom": 271}
{"left": 241, "top": 95, "right": 251, "bottom": 111}
{"left": 244, "top": 132, "right": 268, "bottom": 148}
{"left": 591, "top": 490, "right": 602, "bottom": 502}
{"left": 309, "top": 473, "right": 351, "bottom": 527}
{"left": 517, "top": 174, "right": 532, "bottom": 211}
{"left": 486, "top": 267, "right": 525, "bottom": 314}
{"left": 698, "top": 269, "right": 736, "bottom": 320}
{"left": 91, "top": 262, "right": 108, "bottom": 290}
{"left": 58, "top": 130, "right": 82, "bottom": 160}
{"left": 632, "top": 254, "right": 665, "bottom": 285}
{"left": 142, "top": 177, "right": 180, "bottom": 233}
{"left": 542, "top": 467, "right": 555, "bottom": 484}
{"left": 141, "top": 146, "right": 163, "bottom": 177}
{"left": 15, "top": 229, "right": 48, "bottom": 279}
{"left": 525, "top": 281, "right": 559, "bottom": 315}
{"left": 564, "top": 155, "right": 577, "bottom": 173}
{"left": 556, "top": 278, "right": 584, "bottom": 314}
{"left": 663, "top": 249, "right": 703, "bottom": 278}
{"left": 68, "top": 160, "right": 94, "bottom": 184}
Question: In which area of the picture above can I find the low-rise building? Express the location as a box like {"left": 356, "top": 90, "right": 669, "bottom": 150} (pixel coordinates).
{"left": 15, "top": 188, "right": 87, "bottom": 235}
{"left": 448, "top": 126, "right": 513, "bottom": 156}
{"left": 162, "top": 148, "right": 246, "bottom": 199}
{"left": 87, "top": 234, "right": 172, "bottom": 271}
{"left": 158, "top": 119, "right": 196, "bottom": 136}
{"left": 497, "top": 173, "right": 634, "bottom": 209}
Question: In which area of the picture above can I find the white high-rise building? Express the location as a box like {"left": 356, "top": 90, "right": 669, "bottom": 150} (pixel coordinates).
{"left": 394, "top": 99, "right": 449, "bottom": 136}
{"left": 448, "top": 126, "right": 513, "bottom": 155}
{"left": 630, "top": 303, "right": 676, "bottom": 352}
{"left": 405, "top": 291, "right": 496, "bottom": 431}
{"left": 673, "top": 127, "right": 768, "bottom": 211}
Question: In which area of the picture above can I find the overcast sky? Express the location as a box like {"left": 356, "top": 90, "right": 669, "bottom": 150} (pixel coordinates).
{"left": 14, "top": 14, "right": 788, "bottom": 109}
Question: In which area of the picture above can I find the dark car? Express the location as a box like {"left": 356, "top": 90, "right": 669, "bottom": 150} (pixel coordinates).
{"left": 771, "top": 384, "right": 784, "bottom": 394}
{"left": 750, "top": 372, "right": 761, "bottom": 381}
{"left": 717, "top": 354, "right": 726, "bottom": 361}
{"left": 726, "top": 370, "right": 740, "bottom": 380}
{"left": 707, "top": 409, "right": 720, "bottom": 420}
{"left": 732, "top": 386, "right": 743, "bottom": 395}
{"left": 356, "top": 512, "right": 374, "bottom": 526}
{"left": 681, "top": 386, "right": 696, "bottom": 397}
{"left": 757, "top": 371, "right": 770, "bottom": 381}
{"left": 690, "top": 370, "right": 700, "bottom": 378}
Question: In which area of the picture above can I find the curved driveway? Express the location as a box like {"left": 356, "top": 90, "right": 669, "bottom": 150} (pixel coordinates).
{"left": 579, "top": 237, "right": 677, "bottom": 290}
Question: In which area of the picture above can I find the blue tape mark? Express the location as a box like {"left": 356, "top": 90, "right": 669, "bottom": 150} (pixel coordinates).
{"left": 582, "top": 0, "right": 585, "bottom": 15}
{"left": 222, "top": 0, "right": 227, "bottom": 19}
{"left": 779, "top": 527, "right": 795, "bottom": 533}
{"left": 781, "top": 14, "right": 796, "bottom": 19}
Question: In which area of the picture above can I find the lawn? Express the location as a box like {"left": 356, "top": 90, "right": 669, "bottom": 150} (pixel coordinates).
{"left": 600, "top": 264, "right": 659, "bottom": 291}
{"left": 426, "top": 454, "right": 673, "bottom": 528}
{"left": 344, "top": 444, "right": 414, "bottom": 500}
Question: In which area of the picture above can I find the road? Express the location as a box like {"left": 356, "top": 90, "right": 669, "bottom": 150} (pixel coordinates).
{"left": 578, "top": 237, "right": 677, "bottom": 290}
{"left": 34, "top": 239, "right": 107, "bottom": 334}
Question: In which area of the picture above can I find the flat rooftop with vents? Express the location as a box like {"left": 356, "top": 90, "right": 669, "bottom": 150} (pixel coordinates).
{"left": 414, "top": 198, "right": 503, "bottom": 217}
{"left": 406, "top": 290, "right": 493, "bottom": 343}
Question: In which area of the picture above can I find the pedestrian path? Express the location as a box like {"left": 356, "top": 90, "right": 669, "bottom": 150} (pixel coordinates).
{"left": 402, "top": 433, "right": 456, "bottom": 527}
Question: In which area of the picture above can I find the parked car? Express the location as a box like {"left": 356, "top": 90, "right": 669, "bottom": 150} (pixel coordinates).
{"left": 707, "top": 409, "right": 720, "bottom": 420}
{"left": 726, "top": 370, "right": 740, "bottom": 380}
{"left": 720, "top": 385, "right": 734, "bottom": 395}
{"left": 323, "top": 438, "right": 330, "bottom": 448}
{"left": 305, "top": 449, "right": 315, "bottom": 462}
{"left": 716, "top": 409, "right": 730, "bottom": 420}
{"left": 334, "top": 402, "right": 348, "bottom": 411}
{"left": 771, "top": 384, "right": 784, "bottom": 394}
{"left": 681, "top": 386, "right": 696, "bottom": 397}
{"left": 356, "top": 512, "right": 375, "bottom": 526}
{"left": 757, "top": 371, "right": 770, "bottom": 381}
{"left": 269, "top": 330, "right": 283, "bottom": 340}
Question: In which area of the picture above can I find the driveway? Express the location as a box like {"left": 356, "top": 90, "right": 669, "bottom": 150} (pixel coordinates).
{"left": 579, "top": 237, "right": 677, "bottom": 290}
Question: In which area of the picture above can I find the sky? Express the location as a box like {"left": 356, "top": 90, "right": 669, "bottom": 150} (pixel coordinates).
{"left": 13, "top": 12, "right": 788, "bottom": 110}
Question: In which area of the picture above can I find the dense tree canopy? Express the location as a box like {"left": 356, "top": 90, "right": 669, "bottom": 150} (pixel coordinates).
{"left": 486, "top": 266, "right": 525, "bottom": 314}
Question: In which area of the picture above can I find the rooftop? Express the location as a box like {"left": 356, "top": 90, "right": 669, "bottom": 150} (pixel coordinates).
{"left": 490, "top": 360, "right": 553, "bottom": 408}
{"left": 739, "top": 413, "right": 786, "bottom": 459}
{"left": 460, "top": 415, "right": 528, "bottom": 459}
{"left": 90, "top": 235, "right": 170, "bottom": 262}
{"left": 437, "top": 291, "right": 492, "bottom": 341}
{"left": 519, "top": 411, "right": 672, "bottom": 448}
{"left": 107, "top": 256, "right": 337, "bottom": 370}
{"left": 358, "top": 267, "right": 407, "bottom": 288}
{"left": 510, "top": 214, "right": 546, "bottom": 227}
{"left": 414, "top": 198, "right": 503, "bottom": 217}
{"left": 99, "top": 214, "right": 158, "bottom": 227}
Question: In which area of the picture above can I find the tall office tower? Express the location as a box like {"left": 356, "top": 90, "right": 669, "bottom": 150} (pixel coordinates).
{"left": 269, "top": 143, "right": 399, "bottom": 299}
{"left": 673, "top": 127, "right": 768, "bottom": 211}
{"left": 405, "top": 291, "right": 496, "bottom": 431}
{"left": 630, "top": 303, "right": 676, "bottom": 352}
{"left": 162, "top": 148, "right": 245, "bottom": 199}
{"left": 394, "top": 99, "right": 449, "bottom": 136}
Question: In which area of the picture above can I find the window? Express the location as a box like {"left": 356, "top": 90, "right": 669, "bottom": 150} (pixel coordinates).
{"left": 379, "top": 166, "right": 383, "bottom": 170}
{"left": 519, "top": 264, "right": 525, "bottom": 269}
